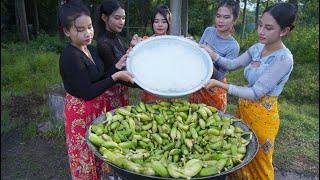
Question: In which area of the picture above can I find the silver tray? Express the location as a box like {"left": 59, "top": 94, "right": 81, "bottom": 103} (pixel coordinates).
{"left": 127, "top": 35, "right": 213, "bottom": 98}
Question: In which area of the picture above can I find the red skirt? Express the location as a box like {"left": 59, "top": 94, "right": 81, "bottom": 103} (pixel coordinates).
{"left": 64, "top": 93, "right": 108, "bottom": 180}
{"left": 141, "top": 91, "right": 169, "bottom": 104}
{"left": 188, "top": 78, "right": 228, "bottom": 112}
{"left": 64, "top": 84, "right": 128, "bottom": 180}
{"left": 104, "top": 84, "right": 129, "bottom": 111}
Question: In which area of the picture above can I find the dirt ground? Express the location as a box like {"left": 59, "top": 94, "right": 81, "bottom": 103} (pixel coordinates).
{"left": 1, "top": 95, "right": 319, "bottom": 179}
{"left": 1, "top": 129, "right": 70, "bottom": 179}
{"left": 1, "top": 94, "right": 70, "bottom": 179}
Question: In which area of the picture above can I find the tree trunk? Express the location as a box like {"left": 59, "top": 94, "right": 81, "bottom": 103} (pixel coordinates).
{"left": 15, "top": 0, "right": 19, "bottom": 32}
{"left": 32, "top": 0, "right": 39, "bottom": 37}
{"left": 126, "top": 0, "right": 130, "bottom": 39}
{"left": 170, "top": 0, "right": 181, "bottom": 36}
{"left": 57, "top": 0, "right": 62, "bottom": 34}
{"left": 181, "top": 0, "right": 188, "bottom": 37}
{"left": 15, "top": 0, "right": 29, "bottom": 43}
{"left": 241, "top": 0, "right": 247, "bottom": 40}
{"left": 255, "top": 0, "right": 260, "bottom": 29}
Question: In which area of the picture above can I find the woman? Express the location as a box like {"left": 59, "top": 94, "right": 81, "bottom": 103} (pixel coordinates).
{"left": 202, "top": 3, "right": 297, "bottom": 179}
{"left": 189, "top": 0, "right": 240, "bottom": 112}
{"left": 96, "top": 0, "right": 140, "bottom": 110}
{"left": 150, "top": 5, "right": 171, "bottom": 37}
{"left": 58, "top": 1, "right": 134, "bottom": 179}
{"left": 140, "top": 5, "right": 173, "bottom": 103}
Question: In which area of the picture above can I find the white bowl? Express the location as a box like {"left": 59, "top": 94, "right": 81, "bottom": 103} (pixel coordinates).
{"left": 127, "top": 35, "right": 213, "bottom": 98}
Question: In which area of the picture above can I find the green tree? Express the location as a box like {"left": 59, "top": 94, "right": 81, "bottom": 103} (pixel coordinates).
{"left": 188, "top": 0, "right": 215, "bottom": 37}
{"left": 298, "top": 0, "right": 319, "bottom": 25}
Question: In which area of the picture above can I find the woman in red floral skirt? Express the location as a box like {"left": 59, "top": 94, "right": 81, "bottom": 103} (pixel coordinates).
{"left": 58, "top": 1, "right": 134, "bottom": 179}
{"left": 96, "top": 0, "right": 142, "bottom": 109}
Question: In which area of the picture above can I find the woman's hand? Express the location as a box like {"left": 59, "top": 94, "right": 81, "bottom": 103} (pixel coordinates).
{"left": 204, "top": 79, "right": 228, "bottom": 90}
{"left": 200, "top": 44, "right": 218, "bottom": 60}
{"left": 129, "top": 34, "right": 143, "bottom": 47}
{"left": 112, "top": 71, "right": 134, "bottom": 84}
{"left": 126, "top": 47, "right": 133, "bottom": 54}
{"left": 115, "top": 54, "right": 128, "bottom": 69}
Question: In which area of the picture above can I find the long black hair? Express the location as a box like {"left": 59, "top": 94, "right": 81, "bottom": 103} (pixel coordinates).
{"left": 95, "top": 0, "right": 124, "bottom": 37}
{"left": 57, "top": 0, "right": 90, "bottom": 40}
{"left": 150, "top": 5, "right": 172, "bottom": 34}
{"left": 263, "top": 2, "right": 297, "bottom": 31}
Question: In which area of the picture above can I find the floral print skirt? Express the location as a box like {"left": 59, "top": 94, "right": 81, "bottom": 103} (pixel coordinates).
{"left": 227, "top": 96, "right": 280, "bottom": 180}
{"left": 188, "top": 78, "right": 227, "bottom": 112}
{"left": 141, "top": 91, "right": 170, "bottom": 104}
{"left": 64, "top": 84, "right": 129, "bottom": 180}
{"left": 64, "top": 93, "right": 109, "bottom": 180}
{"left": 104, "top": 84, "right": 129, "bottom": 111}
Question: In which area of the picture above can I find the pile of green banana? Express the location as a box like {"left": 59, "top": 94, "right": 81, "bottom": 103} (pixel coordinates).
{"left": 88, "top": 100, "right": 252, "bottom": 179}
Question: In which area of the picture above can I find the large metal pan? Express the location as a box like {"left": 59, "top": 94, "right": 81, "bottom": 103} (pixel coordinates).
{"left": 86, "top": 110, "right": 259, "bottom": 180}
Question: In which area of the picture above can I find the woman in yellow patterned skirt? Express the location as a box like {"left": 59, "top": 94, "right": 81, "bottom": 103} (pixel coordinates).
{"left": 202, "top": 3, "right": 297, "bottom": 180}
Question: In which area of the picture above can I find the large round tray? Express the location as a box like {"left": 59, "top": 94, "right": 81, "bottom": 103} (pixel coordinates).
{"left": 127, "top": 35, "right": 213, "bottom": 98}
{"left": 86, "top": 109, "right": 259, "bottom": 180}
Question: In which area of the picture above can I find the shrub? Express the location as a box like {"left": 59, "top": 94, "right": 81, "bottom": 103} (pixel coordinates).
{"left": 28, "top": 33, "right": 67, "bottom": 53}
{"left": 1, "top": 33, "right": 66, "bottom": 54}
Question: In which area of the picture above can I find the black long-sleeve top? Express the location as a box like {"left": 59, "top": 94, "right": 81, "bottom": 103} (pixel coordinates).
{"left": 97, "top": 30, "right": 126, "bottom": 70}
{"left": 97, "top": 30, "right": 138, "bottom": 88}
{"left": 59, "top": 44, "right": 119, "bottom": 100}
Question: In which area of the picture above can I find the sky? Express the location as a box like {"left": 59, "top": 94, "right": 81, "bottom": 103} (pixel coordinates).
{"left": 240, "top": 1, "right": 256, "bottom": 11}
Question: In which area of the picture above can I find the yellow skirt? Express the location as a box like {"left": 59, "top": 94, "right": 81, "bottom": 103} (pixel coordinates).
{"left": 228, "top": 96, "right": 280, "bottom": 180}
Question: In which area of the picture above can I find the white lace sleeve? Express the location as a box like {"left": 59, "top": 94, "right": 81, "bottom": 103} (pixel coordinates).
{"left": 215, "top": 50, "right": 252, "bottom": 71}
{"left": 228, "top": 55, "right": 293, "bottom": 100}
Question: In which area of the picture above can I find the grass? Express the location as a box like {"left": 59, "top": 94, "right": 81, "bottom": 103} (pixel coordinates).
{"left": 39, "top": 122, "right": 65, "bottom": 139}
{"left": 275, "top": 101, "right": 319, "bottom": 174}
{"left": 1, "top": 38, "right": 62, "bottom": 140}
{"left": 1, "top": 50, "right": 61, "bottom": 100}
{"left": 1, "top": 30, "right": 319, "bottom": 177}
{"left": 1, "top": 111, "right": 22, "bottom": 135}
